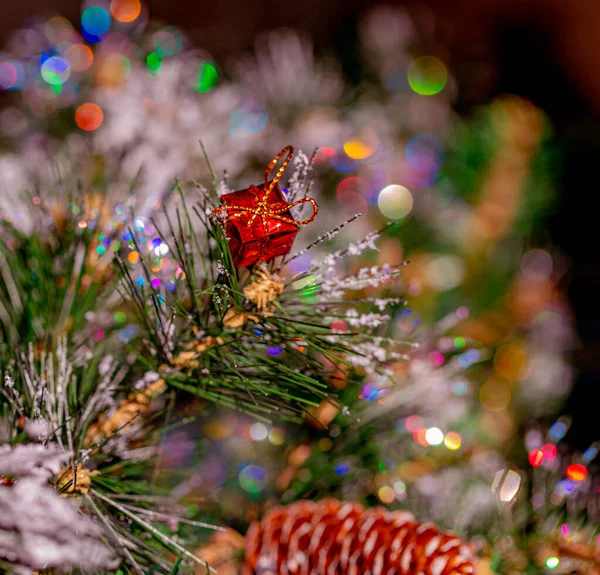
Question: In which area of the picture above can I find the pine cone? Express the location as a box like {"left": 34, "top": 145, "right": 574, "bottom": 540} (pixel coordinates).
{"left": 245, "top": 499, "right": 476, "bottom": 575}
{"left": 244, "top": 269, "right": 284, "bottom": 310}
{"left": 84, "top": 378, "right": 166, "bottom": 445}
{"left": 56, "top": 464, "right": 100, "bottom": 495}
{"left": 195, "top": 528, "right": 249, "bottom": 575}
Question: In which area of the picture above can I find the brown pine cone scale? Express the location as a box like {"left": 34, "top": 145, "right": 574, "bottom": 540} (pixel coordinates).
{"left": 245, "top": 499, "right": 476, "bottom": 575}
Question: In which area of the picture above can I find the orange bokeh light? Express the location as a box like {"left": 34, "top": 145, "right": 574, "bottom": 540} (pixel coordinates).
{"left": 65, "top": 44, "right": 93, "bottom": 72}
{"left": 413, "top": 428, "right": 429, "bottom": 446}
{"left": 110, "top": 0, "right": 142, "bottom": 23}
{"left": 75, "top": 103, "right": 104, "bottom": 131}
{"left": 96, "top": 54, "right": 131, "bottom": 87}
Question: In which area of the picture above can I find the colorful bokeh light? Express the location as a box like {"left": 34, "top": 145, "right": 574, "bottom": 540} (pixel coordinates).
{"left": 452, "top": 380, "right": 469, "bottom": 396}
{"left": 110, "top": 0, "right": 142, "bottom": 23}
{"left": 425, "top": 427, "right": 444, "bottom": 446}
{"left": 583, "top": 446, "right": 598, "bottom": 462}
{"left": 378, "top": 184, "right": 413, "bottom": 219}
{"left": 337, "top": 176, "right": 372, "bottom": 207}
{"left": 41, "top": 56, "right": 70, "bottom": 85}
{"left": 493, "top": 469, "right": 522, "bottom": 502}
{"left": 331, "top": 153, "right": 359, "bottom": 173}
{"left": 454, "top": 337, "right": 466, "bottom": 349}
{"left": 407, "top": 56, "right": 448, "bottom": 96}
{"left": 315, "top": 147, "right": 336, "bottom": 163}
{"left": 344, "top": 137, "right": 376, "bottom": 160}
{"left": 405, "top": 415, "right": 422, "bottom": 432}
{"left": 413, "top": 428, "right": 429, "bottom": 446}
{"left": 444, "top": 431, "right": 462, "bottom": 450}
{"left": 146, "top": 52, "right": 162, "bottom": 74}
{"left": 565, "top": 463, "right": 587, "bottom": 483}
{"left": 65, "top": 44, "right": 94, "bottom": 72}
{"left": 479, "top": 378, "right": 511, "bottom": 411}
{"left": 44, "top": 16, "right": 73, "bottom": 44}
{"left": 541, "top": 443, "right": 557, "bottom": 460}
{"left": 378, "top": 485, "right": 395, "bottom": 504}
{"left": 81, "top": 6, "right": 111, "bottom": 37}
{"left": 75, "top": 103, "right": 104, "bottom": 131}
{"left": 249, "top": 422, "right": 268, "bottom": 441}
{"left": 494, "top": 343, "right": 529, "bottom": 381}
{"left": 268, "top": 427, "right": 285, "bottom": 446}
{"left": 239, "top": 464, "right": 266, "bottom": 495}
{"left": 0, "top": 61, "right": 18, "bottom": 90}
{"left": 406, "top": 134, "right": 445, "bottom": 173}
{"left": 331, "top": 319, "right": 348, "bottom": 332}
{"left": 96, "top": 53, "right": 131, "bottom": 86}
{"left": 528, "top": 449, "right": 544, "bottom": 467}
{"left": 428, "top": 351, "right": 444, "bottom": 367}
{"left": 152, "top": 27, "right": 183, "bottom": 56}
{"left": 550, "top": 420, "right": 569, "bottom": 441}
{"left": 230, "top": 99, "right": 268, "bottom": 137}
{"left": 113, "top": 311, "right": 126, "bottom": 324}
{"left": 196, "top": 61, "right": 218, "bottom": 92}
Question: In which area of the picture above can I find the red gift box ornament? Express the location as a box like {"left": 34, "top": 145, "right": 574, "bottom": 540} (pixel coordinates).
{"left": 212, "top": 146, "right": 319, "bottom": 268}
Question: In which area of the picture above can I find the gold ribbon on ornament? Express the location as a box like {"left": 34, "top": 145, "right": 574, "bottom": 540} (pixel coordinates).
{"left": 212, "top": 146, "right": 319, "bottom": 231}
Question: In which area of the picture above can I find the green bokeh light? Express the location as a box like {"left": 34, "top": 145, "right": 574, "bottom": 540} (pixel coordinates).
{"left": 146, "top": 52, "right": 162, "bottom": 75}
{"left": 407, "top": 56, "right": 448, "bottom": 96}
{"left": 41, "top": 70, "right": 62, "bottom": 86}
{"left": 114, "top": 311, "right": 127, "bottom": 324}
{"left": 196, "top": 62, "right": 218, "bottom": 93}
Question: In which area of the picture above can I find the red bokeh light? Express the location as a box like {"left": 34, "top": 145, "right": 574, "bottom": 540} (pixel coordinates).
{"left": 528, "top": 449, "right": 544, "bottom": 467}
{"left": 565, "top": 463, "right": 587, "bottom": 482}
{"left": 75, "top": 103, "right": 104, "bottom": 131}
{"left": 541, "top": 443, "right": 557, "bottom": 460}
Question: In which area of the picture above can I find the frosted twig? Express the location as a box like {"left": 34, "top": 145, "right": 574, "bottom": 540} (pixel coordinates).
{"left": 278, "top": 213, "right": 362, "bottom": 272}
{"left": 120, "top": 503, "right": 226, "bottom": 531}
{"left": 84, "top": 494, "right": 144, "bottom": 574}
{"left": 92, "top": 489, "right": 216, "bottom": 573}
{"left": 311, "top": 220, "right": 398, "bottom": 272}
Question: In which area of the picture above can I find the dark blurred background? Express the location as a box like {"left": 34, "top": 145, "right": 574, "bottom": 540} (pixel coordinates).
{"left": 2, "top": 0, "right": 598, "bottom": 445}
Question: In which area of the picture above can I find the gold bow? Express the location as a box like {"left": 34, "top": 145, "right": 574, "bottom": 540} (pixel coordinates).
{"left": 213, "top": 146, "right": 319, "bottom": 231}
